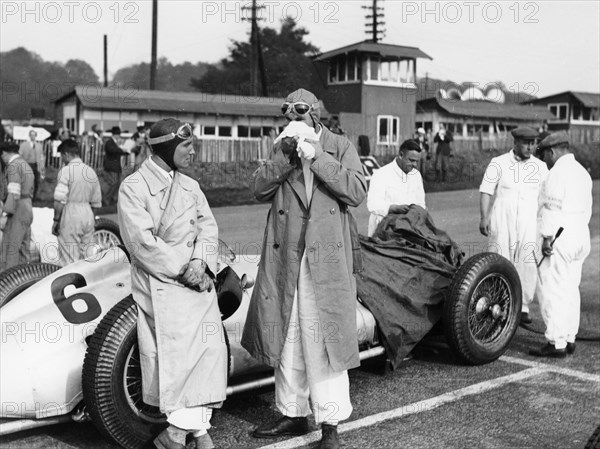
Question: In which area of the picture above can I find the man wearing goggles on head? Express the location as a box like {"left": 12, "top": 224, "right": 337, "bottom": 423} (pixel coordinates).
{"left": 118, "top": 119, "right": 226, "bottom": 449}
{"left": 242, "top": 88, "right": 367, "bottom": 449}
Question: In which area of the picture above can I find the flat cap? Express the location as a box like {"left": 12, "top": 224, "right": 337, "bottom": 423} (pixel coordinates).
{"left": 538, "top": 131, "right": 570, "bottom": 150}
{"left": 511, "top": 127, "right": 538, "bottom": 140}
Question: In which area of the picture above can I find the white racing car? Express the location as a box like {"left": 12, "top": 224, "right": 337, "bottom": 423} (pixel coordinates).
{"left": 0, "top": 225, "right": 522, "bottom": 449}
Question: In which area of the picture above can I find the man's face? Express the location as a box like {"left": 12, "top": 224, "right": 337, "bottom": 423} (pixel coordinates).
{"left": 29, "top": 131, "right": 37, "bottom": 141}
{"left": 397, "top": 150, "right": 421, "bottom": 174}
{"left": 514, "top": 138, "right": 534, "bottom": 159}
{"left": 283, "top": 101, "right": 314, "bottom": 128}
{"left": 540, "top": 148, "right": 556, "bottom": 169}
{"left": 173, "top": 139, "right": 194, "bottom": 169}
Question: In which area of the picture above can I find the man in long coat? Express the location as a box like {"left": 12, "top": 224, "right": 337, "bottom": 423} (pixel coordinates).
{"left": 1, "top": 142, "right": 34, "bottom": 271}
{"left": 242, "top": 88, "right": 367, "bottom": 449}
{"left": 118, "top": 119, "right": 226, "bottom": 449}
{"left": 479, "top": 127, "right": 548, "bottom": 324}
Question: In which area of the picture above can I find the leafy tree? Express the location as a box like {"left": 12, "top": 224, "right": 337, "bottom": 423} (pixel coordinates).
{"left": 191, "top": 18, "right": 319, "bottom": 97}
{"left": 0, "top": 47, "right": 99, "bottom": 120}
{"left": 112, "top": 57, "right": 210, "bottom": 92}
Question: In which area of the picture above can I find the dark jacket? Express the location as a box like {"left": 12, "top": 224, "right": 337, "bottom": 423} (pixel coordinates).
{"left": 103, "top": 137, "right": 127, "bottom": 172}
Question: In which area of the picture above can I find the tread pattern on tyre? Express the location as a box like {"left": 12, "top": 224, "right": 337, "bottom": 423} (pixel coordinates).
{"left": 0, "top": 262, "right": 61, "bottom": 307}
{"left": 585, "top": 423, "right": 600, "bottom": 449}
{"left": 443, "top": 252, "right": 522, "bottom": 365}
{"left": 82, "top": 295, "right": 154, "bottom": 449}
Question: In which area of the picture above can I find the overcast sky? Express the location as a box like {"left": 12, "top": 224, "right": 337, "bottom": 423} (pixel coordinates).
{"left": 1, "top": 0, "right": 598, "bottom": 97}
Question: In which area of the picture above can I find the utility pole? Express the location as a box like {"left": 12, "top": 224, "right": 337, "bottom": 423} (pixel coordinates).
{"left": 363, "top": 0, "right": 385, "bottom": 43}
{"left": 242, "top": 0, "right": 267, "bottom": 96}
{"left": 103, "top": 34, "right": 108, "bottom": 87}
{"left": 150, "top": 0, "right": 158, "bottom": 90}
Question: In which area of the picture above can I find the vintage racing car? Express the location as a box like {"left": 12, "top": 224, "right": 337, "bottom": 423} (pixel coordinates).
{"left": 0, "top": 228, "right": 522, "bottom": 449}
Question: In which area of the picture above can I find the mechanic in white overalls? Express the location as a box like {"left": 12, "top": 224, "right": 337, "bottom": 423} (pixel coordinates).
{"left": 52, "top": 139, "right": 102, "bottom": 266}
{"left": 530, "top": 132, "right": 592, "bottom": 358}
{"left": 479, "top": 127, "right": 548, "bottom": 324}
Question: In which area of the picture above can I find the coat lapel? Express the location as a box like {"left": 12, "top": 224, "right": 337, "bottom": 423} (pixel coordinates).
{"left": 286, "top": 169, "right": 309, "bottom": 212}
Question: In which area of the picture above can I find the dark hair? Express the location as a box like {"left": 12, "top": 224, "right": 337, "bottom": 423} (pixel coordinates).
{"left": 0, "top": 141, "right": 19, "bottom": 155}
{"left": 399, "top": 139, "right": 422, "bottom": 154}
{"left": 57, "top": 139, "right": 81, "bottom": 156}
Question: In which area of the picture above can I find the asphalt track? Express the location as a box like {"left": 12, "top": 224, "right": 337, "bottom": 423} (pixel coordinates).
{"left": 1, "top": 183, "right": 599, "bottom": 449}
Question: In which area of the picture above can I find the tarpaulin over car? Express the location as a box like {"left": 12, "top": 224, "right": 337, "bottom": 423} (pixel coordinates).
{"left": 356, "top": 205, "right": 463, "bottom": 369}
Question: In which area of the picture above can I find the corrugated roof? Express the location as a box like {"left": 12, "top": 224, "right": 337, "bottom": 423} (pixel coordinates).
{"left": 570, "top": 92, "right": 600, "bottom": 108}
{"left": 422, "top": 97, "right": 554, "bottom": 121}
{"left": 60, "top": 86, "right": 330, "bottom": 117}
{"left": 313, "top": 40, "right": 432, "bottom": 61}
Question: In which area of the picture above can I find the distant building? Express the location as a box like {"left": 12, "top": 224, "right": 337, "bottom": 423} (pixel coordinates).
{"left": 415, "top": 94, "right": 554, "bottom": 152}
{"left": 524, "top": 91, "right": 600, "bottom": 144}
{"left": 310, "top": 40, "right": 432, "bottom": 157}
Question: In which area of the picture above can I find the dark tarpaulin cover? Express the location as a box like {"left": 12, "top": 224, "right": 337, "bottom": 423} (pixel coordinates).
{"left": 355, "top": 205, "right": 463, "bottom": 369}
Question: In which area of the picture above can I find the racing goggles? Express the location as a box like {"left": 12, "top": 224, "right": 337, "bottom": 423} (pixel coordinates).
{"left": 148, "top": 123, "right": 193, "bottom": 145}
{"left": 281, "top": 101, "right": 313, "bottom": 116}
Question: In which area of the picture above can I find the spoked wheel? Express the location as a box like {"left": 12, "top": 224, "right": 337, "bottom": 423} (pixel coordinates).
{"left": 0, "top": 262, "right": 61, "bottom": 307}
{"left": 93, "top": 218, "right": 122, "bottom": 252}
{"left": 444, "top": 252, "right": 522, "bottom": 365}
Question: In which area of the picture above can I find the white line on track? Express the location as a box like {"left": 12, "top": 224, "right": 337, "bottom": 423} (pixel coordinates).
{"left": 500, "top": 355, "right": 600, "bottom": 382}
{"left": 258, "top": 366, "right": 545, "bottom": 449}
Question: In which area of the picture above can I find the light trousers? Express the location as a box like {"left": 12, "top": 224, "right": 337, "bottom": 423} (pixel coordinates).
{"left": 275, "top": 252, "right": 353, "bottom": 425}
{"left": 536, "top": 228, "right": 590, "bottom": 349}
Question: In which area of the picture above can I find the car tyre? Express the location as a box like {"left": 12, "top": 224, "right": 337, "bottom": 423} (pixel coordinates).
{"left": 443, "top": 252, "right": 522, "bottom": 365}
{"left": 93, "top": 217, "right": 122, "bottom": 251}
{"left": 83, "top": 295, "right": 231, "bottom": 449}
{"left": 585, "top": 423, "right": 600, "bottom": 449}
{"left": 0, "top": 262, "right": 61, "bottom": 307}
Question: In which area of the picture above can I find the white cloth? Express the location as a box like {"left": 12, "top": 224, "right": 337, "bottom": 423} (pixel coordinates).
{"left": 167, "top": 406, "right": 212, "bottom": 432}
{"left": 367, "top": 160, "right": 426, "bottom": 236}
{"left": 275, "top": 252, "right": 353, "bottom": 424}
{"left": 536, "top": 154, "right": 592, "bottom": 348}
{"left": 479, "top": 151, "right": 548, "bottom": 313}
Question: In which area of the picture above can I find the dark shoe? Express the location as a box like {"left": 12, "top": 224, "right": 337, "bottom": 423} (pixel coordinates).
{"left": 252, "top": 416, "right": 310, "bottom": 439}
{"left": 566, "top": 342, "right": 576, "bottom": 355}
{"left": 154, "top": 426, "right": 187, "bottom": 449}
{"left": 529, "top": 343, "right": 567, "bottom": 358}
{"left": 320, "top": 423, "right": 340, "bottom": 449}
{"left": 520, "top": 312, "right": 532, "bottom": 324}
{"left": 191, "top": 433, "right": 214, "bottom": 449}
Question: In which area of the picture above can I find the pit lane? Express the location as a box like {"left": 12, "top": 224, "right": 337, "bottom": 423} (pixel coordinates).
{"left": 1, "top": 183, "right": 598, "bottom": 449}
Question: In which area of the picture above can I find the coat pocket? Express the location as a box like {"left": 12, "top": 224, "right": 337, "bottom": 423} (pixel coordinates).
{"left": 348, "top": 210, "right": 363, "bottom": 273}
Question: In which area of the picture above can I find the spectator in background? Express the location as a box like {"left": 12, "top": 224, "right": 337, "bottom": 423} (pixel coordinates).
{"left": 414, "top": 127, "right": 430, "bottom": 174}
{"left": 0, "top": 142, "right": 34, "bottom": 271}
{"left": 91, "top": 124, "right": 103, "bottom": 140}
{"left": 367, "top": 139, "right": 426, "bottom": 236}
{"left": 131, "top": 125, "right": 151, "bottom": 171}
{"left": 19, "top": 130, "right": 45, "bottom": 200}
{"left": 102, "top": 126, "right": 128, "bottom": 207}
{"left": 52, "top": 139, "right": 102, "bottom": 267}
{"left": 479, "top": 127, "right": 548, "bottom": 324}
{"left": 433, "top": 124, "right": 453, "bottom": 182}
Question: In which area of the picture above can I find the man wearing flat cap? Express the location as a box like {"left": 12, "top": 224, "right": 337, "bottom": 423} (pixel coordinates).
{"left": 530, "top": 131, "right": 592, "bottom": 358}
{"left": 242, "top": 88, "right": 367, "bottom": 449}
{"left": 367, "top": 138, "right": 426, "bottom": 236}
{"left": 118, "top": 119, "right": 226, "bottom": 449}
{"left": 102, "top": 126, "right": 128, "bottom": 207}
{"left": 479, "top": 126, "right": 548, "bottom": 324}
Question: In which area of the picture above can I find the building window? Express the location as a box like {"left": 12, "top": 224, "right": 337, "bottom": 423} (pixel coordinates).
{"left": 203, "top": 125, "right": 216, "bottom": 136}
{"left": 366, "top": 57, "right": 415, "bottom": 85}
{"left": 377, "top": 115, "right": 399, "bottom": 145}
{"left": 328, "top": 54, "right": 361, "bottom": 84}
{"left": 548, "top": 103, "right": 569, "bottom": 121}
{"left": 218, "top": 126, "right": 232, "bottom": 137}
{"left": 466, "top": 123, "right": 488, "bottom": 137}
{"left": 440, "top": 122, "right": 462, "bottom": 136}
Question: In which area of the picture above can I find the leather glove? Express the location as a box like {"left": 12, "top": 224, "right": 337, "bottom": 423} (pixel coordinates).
{"left": 52, "top": 220, "right": 60, "bottom": 236}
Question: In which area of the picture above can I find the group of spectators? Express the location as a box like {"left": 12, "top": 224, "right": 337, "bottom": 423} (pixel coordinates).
{"left": 0, "top": 123, "right": 150, "bottom": 272}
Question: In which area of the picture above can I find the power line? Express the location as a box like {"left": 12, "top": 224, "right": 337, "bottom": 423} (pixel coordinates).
{"left": 362, "top": 0, "right": 385, "bottom": 42}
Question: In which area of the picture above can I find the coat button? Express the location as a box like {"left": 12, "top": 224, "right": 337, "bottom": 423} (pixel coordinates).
{"left": 190, "top": 219, "right": 195, "bottom": 225}
{"left": 337, "top": 242, "right": 342, "bottom": 247}
{"left": 273, "top": 243, "right": 280, "bottom": 249}
{"left": 187, "top": 241, "right": 193, "bottom": 247}
{"left": 278, "top": 210, "right": 285, "bottom": 215}
{"left": 330, "top": 208, "right": 336, "bottom": 214}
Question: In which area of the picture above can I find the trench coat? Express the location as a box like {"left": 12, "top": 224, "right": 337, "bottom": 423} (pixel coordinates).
{"left": 241, "top": 125, "right": 367, "bottom": 372}
{"left": 118, "top": 159, "right": 227, "bottom": 413}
